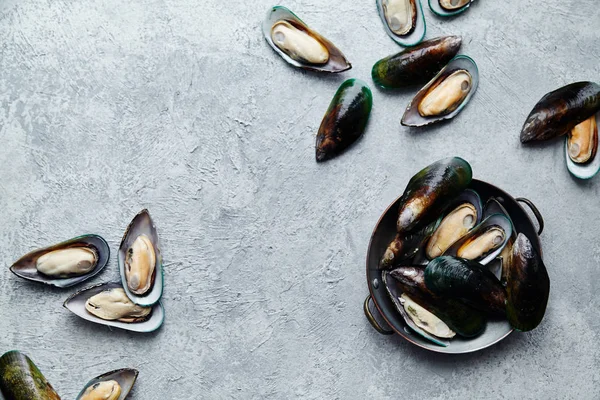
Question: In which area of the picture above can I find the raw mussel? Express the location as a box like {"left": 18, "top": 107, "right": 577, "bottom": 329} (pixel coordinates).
{"left": 315, "top": 79, "right": 372, "bottom": 162}
{"left": 263, "top": 6, "right": 351, "bottom": 73}
{"left": 390, "top": 266, "right": 486, "bottom": 338}
{"left": 77, "top": 369, "right": 138, "bottom": 400}
{"left": 506, "top": 233, "right": 550, "bottom": 332}
{"left": 396, "top": 157, "right": 472, "bottom": 233}
{"left": 444, "top": 213, "right": 512, "bottom": 265}
{"left": 376, "top": 0, "right": 426, "bottom": 47}
{"left": 482, "top": 197, "right": 516, "bottom": 281}
{"left": 425, "top": 256, "right": 507, "bottom": 315}
{"left": 118, "top": 209, "right": 163, "bottom": 305}
{"left": 371, "top": 36, "right": 462, "bottom": 89}
{"left": 379, "top": 217, "right": 441, "bottom": 269}
{"left": 402, "top": 55, "right": 479, "bottom": 127}
{"left": 64, "top": 282, "right": 164, "bottom": 333}
{"left": 10, "top": 235, "right": 110, "bottom": 288}
{"left": 520, "top": 81, "right": 600, "bottom": 143}
{"left": 425, "top": 189, "right": 482, "bottom": 259}
{"left": 429, "top": 0, "right": 474, "bottom": 17}
{"left": 0, "top": 350, "right": 61, "bottom": 400}
{"left": 565, "top": 113, "right": 600, "bottom": 179}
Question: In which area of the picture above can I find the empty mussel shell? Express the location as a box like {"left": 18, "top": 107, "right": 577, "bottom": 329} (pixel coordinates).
{"left": 315, "top": 79, "right": 373, "bottom": 162}
{"left": 371, "top": 36, "right": 462, "bottom": 89}
{"left": 10, "top": 234, "right": 110, "bottom": 288}
{"left": 402, "top": 55, "right": 479, "bottom": 127}
{"left": 0, "top": 350, "right": 61, "bottom": 400}
{"left": 76, "top": 369, "right": 138, "bottom": 400}
{"left": 520, "top": 81, "right": 600, "bottom": 143}
{"left": 376, "top": 0, "right": 426, "bottom": 47}
{"left": 429, "top": 0, "right": 474, "bottom": 17}
{"left": 565, "top": 113, "right": 600, "bottom": 179}
{"left": 263, "top": 6, "right": 351, "bottom": 73}
{"left": 64, "top": 282, "right": 164, "bottom": 333}
{"left": 118, "top": 209, "right": 163, "bottom": 306}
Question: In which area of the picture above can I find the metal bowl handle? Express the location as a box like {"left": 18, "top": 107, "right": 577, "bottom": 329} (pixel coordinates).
{"left": 364, "top": 295, "right": 394, "bottom": 335}
{"left": 516, "top": 197, "right": 544, "bottom": 235}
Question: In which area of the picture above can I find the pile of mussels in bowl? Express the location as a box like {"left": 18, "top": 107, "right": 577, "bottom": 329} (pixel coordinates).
{"left": 365, "top": 157, "right": 550, "bottom": 353}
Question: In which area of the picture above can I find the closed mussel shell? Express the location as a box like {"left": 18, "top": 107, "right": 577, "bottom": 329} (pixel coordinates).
{"left": 315, "top": 79, "right": 373, "bottom": 162}
{"left": 376, "top": 0, "right": 426, "bottom": 47}
{"left": 429, "top": 0, "right": 474, "bottom": 17}
{"left": 263, "top": 6, "right": 351, "bottom": 73}
{"left": 379, "top": 216, "right": 441, "bottom": 269}
{"left": 506, "top": 233, "right": 550, "bottom": 332}
{"left": 0, "top": 351, "right": 61, "bottom": 400}
{"left": 76, "top": 369, "right": 138, "bottom": 400}
{"left": 402, "top": 55, "right": 479, "bottom": 127}
{"left": 520, "top": 81, "right": 600, "bottom": 143}
{"left": 10, "top": 235, "right": 110, "bottom": 288}
{"left": 371, "top": 36, "right": 462, "bottom": 89}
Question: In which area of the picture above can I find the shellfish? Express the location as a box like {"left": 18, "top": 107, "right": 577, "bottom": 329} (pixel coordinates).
{"left": 0, "top": 351, "right": 61, "bottom": 400}
{"left": 376, "top": 0, "right": 426, "bottom": 47}
{"left": 76, "top": 369, "right": 139, "bottom": 400}
{"left": 429, "top": 0, "right": 474, "bottom": 17}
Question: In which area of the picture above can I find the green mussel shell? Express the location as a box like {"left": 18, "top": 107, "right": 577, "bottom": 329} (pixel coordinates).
{"left": 0, "top": 351, "right": 61, "bottom": 400}
{"left": 315, "top": 79, "right": 372, "bottom": 162}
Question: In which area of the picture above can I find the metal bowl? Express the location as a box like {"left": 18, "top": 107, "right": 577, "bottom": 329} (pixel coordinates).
{"left": 364, "top": 179, "right": 544, "bottom": 354}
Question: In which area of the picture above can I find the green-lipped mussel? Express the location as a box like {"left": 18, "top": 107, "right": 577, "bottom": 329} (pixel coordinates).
{"left": 10, "top": 235, "right": 110, "bottom": 288}
{"left": 482, "top": 197, "right": 517, "bottom": 282}
{"left": 565, "top": 113, "right": 600, "bottom": 179}
{"left": 396, "top": 157, "right": 472, "bottom": 233}
{"left": 506, "top": 233, "right": 550, "bottom": 332}
{"left": 425, "top": 256, "right": 507, "bottom": 315}
{"left": 64, "top": 282, "right": 165, "bottom": 333}
{"left": 76, "top": 369, "right": 138, "bottom": 400}
{"left": 371, "top": 36, "right": 462, "bottom": 89}
{"left": 428, "top": 0, "right": 474, "bottom": 17}
{"left": 376, "top": 0, "right": 426, "bottom": 47}
{"left": 402, "top": 56, "right": 479, "bottom": 127}
{"left": 118, "top": 209, "right": 163, "bottom": 306}
{"left": 263, "top": 6, "right": 351, "bottom": 73}
{"left": 0, "top": 351, "right": 61, "bottom": 400}
{"left": 379, "top": 217, "right": 441, "bottom": 269}
{"left": 315, "top": 79, "right": 372, "bottom": 162}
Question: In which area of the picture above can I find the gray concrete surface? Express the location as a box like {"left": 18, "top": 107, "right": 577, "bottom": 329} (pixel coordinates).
{"left": 0, "top": 0, "right": 598, "bottom": 398}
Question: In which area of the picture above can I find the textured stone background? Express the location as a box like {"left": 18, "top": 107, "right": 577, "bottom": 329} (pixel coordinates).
{"left": 0, "top": 0, "right": 599, "bottom": 398}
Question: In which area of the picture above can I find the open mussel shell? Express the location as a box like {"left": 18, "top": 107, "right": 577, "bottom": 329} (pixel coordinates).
{"left": 0, "top": 350, "right": 61, "bottom": 400}
{"left": 76, "top": 369, "right": 138, "bottom": 400}
{"left": 483, "top": 197, "right": 517, "bottom": 281}
{"left": 371, "top": 36, "right": 462, "bottom": 89}
{"left": 565, "top": 112, "right": 600, "bottom": 179}
{"left": 382, "top": 271, "right": 450, "bottom": 347}
{"left": 64, "top": 282, "right": 164, "bottom": 333}
{"left": 444, "top": 213, "right": 512, "bottom": 266}
{"left": 402, "top": 55, "right": 479, "bottom": 127}
{"left": 118, "top": 209, "right": 163, "bottom": 306}
{"left": 263, "top": 6, "right": 351, "bottom": 73}
{"left": 429, "top": 0, "right": 474, "bottom": 17}
{"left": 376, "top": 0, "right": 426, "bottom": 47}
{"left": 520, "top": 81, "right": 600, "bottom": 143}
{"left": 10, "top": 235, "right": 110, "bottom": 288}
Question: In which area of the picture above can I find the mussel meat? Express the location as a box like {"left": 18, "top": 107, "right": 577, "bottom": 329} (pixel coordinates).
{"left": 85, "top": 288, "right": 152, "bottom": 323}
{"left": 439, "top": 0, "right": 471, "bottom": 10}
{"left": 382, "top": 0, "right": 417, "bottom": 36}
{"left": 0, "top": 351, "right": 61, "bottom": 400}
{"left": 76, "top": 368, "right": 139, "bottom": 400}
{"left": 400, "top": 293, "right": 456, "bottom": 338}
{"left": 125, "top": 235, "right": 156, "bottom": 295}
{"left": 36, "top": 247, "right": 98, "bottom": 277}
{"left": 270, "top": 21, "right": 329, "bottom": 65}
{"left": 567, "top": 115, "right": 597, "bottom": 164}
{"left": 79, "top": 381, "right": 121, "bottom": 400}
{"left": 315, "top": 79, "right": 372, "bottom": 162}
{"left": 457, "top": 226, "right": 505, "bottom": 260}
{"left": 426, "top": 204, "right": 477, "bottom": 259}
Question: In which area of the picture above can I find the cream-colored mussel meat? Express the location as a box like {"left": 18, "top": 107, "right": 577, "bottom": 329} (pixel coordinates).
{"left": 568, "top": 116, "right": 597, "bottom": 164}
{"left": 382, "top": 0, "right": 417, "bottom": 36}
{"left": 457, "top": 226, "right": 505, "bottom": 260}
{"left": 439, "top": 0, "right": 470, "bottom": 11}
{"left": 400, "top": 294, "right": 455, "bottom": 339}
{"left": 418, "top": 70, "right": 472, "bottom": 117}
{"left": 270, "top": 21, "right": 329, "bottom": 65}
{"left": 85, "top": 288, "right": 151, "bottom": 323}
{"left": 80, "top": 381, "right": 122, "bottom": 400}
{"left": 125, "top": 235, "right": 156, "bottom": 295}
{"left": 36, "top": 247, "right": 98, "bottom": 277}
{"left": 426, "top": 203, "right": 477, "bottom": 259}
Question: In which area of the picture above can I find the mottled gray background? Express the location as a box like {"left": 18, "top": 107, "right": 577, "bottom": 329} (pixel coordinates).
{"left": 0, "top": 0, "right": 598, "bottom": 398}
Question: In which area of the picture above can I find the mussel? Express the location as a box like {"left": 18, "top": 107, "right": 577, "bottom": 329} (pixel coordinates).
{"left": 425, "top": 256, "right": 507, "bottom": 315}
{"left": 263, "top": 6, "right": 351, "bottom": 73}
{"left": 565, "top": 113, "right": 600, "bottom": 179}
{"left": 315, "top": 79, "right": 372, "bottom": 162}
{"left": 396, "top": 157, "right": 472, "bottom": 233}
{"left": 505, "top": 233, "right": 550, "bottom": 332}
{"left": 402, "top": 56, "right": 479, "bottom": 127}
{"left": 376, "top": 0, "right": 426, "bottom": 46}
{"left": 0, "top": 351, "right": 61, "bottom": 400}
{"left": 371, "top": 36, "right": 462, "bottom": 89}
{"left": 379, "top": 217, "right": 441, "bottom": 269}
{"left": 76, "top": 369, "right": 138, "bottom": 400}
{"left": 10, "top": 235, "right": 110, "bottom": 288}
{"left": 482, "top": 197, "right": 517, "bottom": 281}
{"left": 520, "top": 81, "right": 600, "bottom": 143}
{"left": 429, "top": 0, "right": 474, "bottom": 16}
{"left": 118, "top": 209, "right": 163, "bottom": 306}
{"left": 64, "top": 282, "right": 165, "bottom": 333}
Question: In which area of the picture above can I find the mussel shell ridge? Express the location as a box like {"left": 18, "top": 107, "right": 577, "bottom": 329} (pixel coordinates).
{"left": 64, "top": 282, "right": 164, "bottom": 333}
{"left": 376, "top": 0, "right": 426, "bottom": 47}
{"left": 263, "top": 6, "right": 351, "bottom": 73}
{"left": 0, "top": 351, "right": 61, "bottom": 400}
{"left": 429, "top": 0, "right": 474, "bottom": 17}
{"left": 565, "top": 112, "right": 600, "bottom": 179}
{"left": 401, "top": 55, "right": 479, "bottom": 127}
{"left": 10, "top": 235, "right": 110, "bottom": 288}
{"left": 76, "top": 369, "right": 139, "bottom": 400}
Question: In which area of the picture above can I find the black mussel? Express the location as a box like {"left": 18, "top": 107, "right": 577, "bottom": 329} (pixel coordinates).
{"left": 376, "top": 0, "right": 426, "bottom": 47}
{"left": 379, "top": 217, "right": 441, "bottom": 269}
{"left": 0, "top": 351, "right": 61, "bottom": 400}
